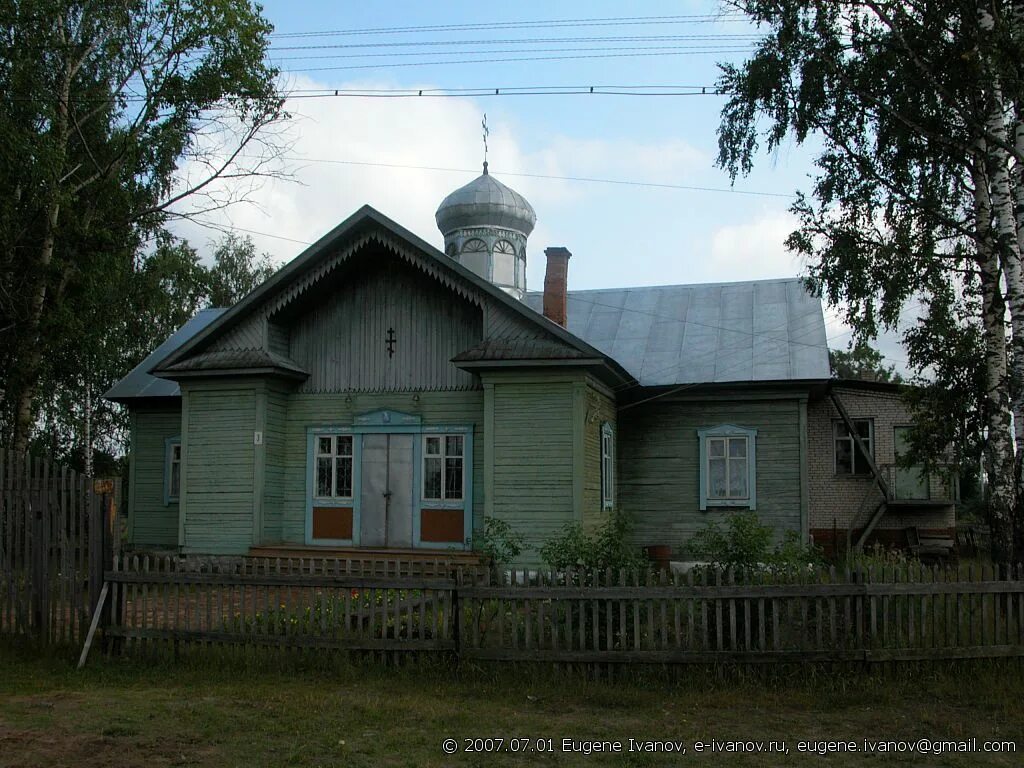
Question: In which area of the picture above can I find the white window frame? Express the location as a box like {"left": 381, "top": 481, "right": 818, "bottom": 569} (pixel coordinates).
{"left": 833, "top": 418, "right": 874, "bottom": 476}
{"left": 697, "top": 425, "right": 757, "bottom": 510}
{"left": 164, "top": 437, "right": 182, "bottom": 505}
{"left": 314, "top": 434, "right": 354, "bottom": 500}
{"left": 422, "top": 433, "right": 465, "bottom": 502}
{"left": 601, "top": 422, "right": 615, "bottom": 510}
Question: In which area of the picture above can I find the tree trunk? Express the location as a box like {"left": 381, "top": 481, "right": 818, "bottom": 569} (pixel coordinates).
{"left": 972, "top": 151, "right": 1017, "bottom": 563}
{"left": 11, "top": 37, "right": 73, "bottom": 456}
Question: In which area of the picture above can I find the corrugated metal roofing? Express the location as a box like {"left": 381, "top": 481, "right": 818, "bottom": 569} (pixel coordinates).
{"left": 103, "top": 308, "right": 227, "bottom": 401}
{"left": 524, "top": 278, "right": 830, "bottom": 386}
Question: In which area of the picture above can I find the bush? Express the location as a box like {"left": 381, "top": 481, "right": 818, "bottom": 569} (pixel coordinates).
{"left": 539, "top": 509, "right": 648, "bottom": 572}
{"left": 689, "top": 512, "right": 822, "bottom": 574}
{"left": 475, "top": 516, "right": 525, "bottom": 566}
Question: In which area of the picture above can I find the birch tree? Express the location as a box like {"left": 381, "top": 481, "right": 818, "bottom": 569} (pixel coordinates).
{"left": 717, "top": 0, "right": 1023, "bottom": 559}
{"left": 0, "top": 0, "right": 286, "bottom": 457}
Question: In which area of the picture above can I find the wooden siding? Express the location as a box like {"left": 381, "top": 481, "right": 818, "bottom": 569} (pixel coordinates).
{"left": 208, "top": 312, "right": 264, "bottom": 352}
{"left": 267, "top": 321, "right": 289, "bottom": 356}
{"left": 128, "top": 405, "right": 182, "bottom": 547}
{"left": 487, "top": 376, "right": 578, "bottom": 562}
{"left": 276, "top": 391, "right": 485, "bottom": 544}
{"left": 261, "top": 386, "right": 288, "bottom": 543}
{"left": 618, "top": 396, "right": 804, "bottom": 558}
{"left": 181, "top": 383, "right": 257, "bottom": 554}
{"left": 486, "top": 302, "right": 549, "bottom": 339}
{"left": 288, "top": 255, "right": 482, "bottom": 393}
{"left": 583, "top": 381, "right": 617, "bottom": 530}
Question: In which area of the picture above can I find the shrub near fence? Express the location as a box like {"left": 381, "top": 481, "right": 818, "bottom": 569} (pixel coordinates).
{"left": 98, "top": 557, "right": 1024, "bottom": 667}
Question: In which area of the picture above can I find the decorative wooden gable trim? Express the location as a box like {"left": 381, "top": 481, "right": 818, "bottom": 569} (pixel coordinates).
{"left": 151, "top": 206, "right": 629, "bottom": 386}
{"left": 354, "top": 409, "right": 421, "bottom": 427}
{"left": 263, "top": 230, "right": 486, "bottom": 319}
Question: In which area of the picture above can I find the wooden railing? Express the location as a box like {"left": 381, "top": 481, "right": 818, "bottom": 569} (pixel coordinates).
{"left": 95, "top": 558, "right": 1024, "bottom": 667}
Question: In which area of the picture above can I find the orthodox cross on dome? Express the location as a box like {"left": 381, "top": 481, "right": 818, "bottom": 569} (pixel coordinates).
{"left": 385, "top": 327, "right": 396, "bottom": 358}
{"left": 481, "top": 113, "right": 489, "bottom": 175}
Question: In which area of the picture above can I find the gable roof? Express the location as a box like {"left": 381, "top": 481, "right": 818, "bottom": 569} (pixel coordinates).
{"left": 147, "top": 205, "right": 632, "bottom": 385}
{"left": 103, "top": 308, "right": 226, "bottom": 402}
{"left": 524, "top": 278, "right": 830, "bottom": 386}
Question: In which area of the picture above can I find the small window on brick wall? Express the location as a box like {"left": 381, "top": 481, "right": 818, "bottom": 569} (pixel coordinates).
{"left": 833, "top": 419, "right": 874, "bottom": 476}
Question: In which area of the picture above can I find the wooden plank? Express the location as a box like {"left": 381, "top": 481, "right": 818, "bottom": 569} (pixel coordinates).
{"left": 106, "top": 626, "right": 455, "bottom": 652}
{"left": 104, "top": 571, "right": 456, "bottom": 590}
{"left": 77, "top": 582, "right": 109, "bottom": 669}
{"left": 461, "top": 644, "right": 1024, "bottom": 665}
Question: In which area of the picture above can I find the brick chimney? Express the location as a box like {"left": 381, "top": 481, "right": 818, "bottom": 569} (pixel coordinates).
{"left": 543, "top": 247, "right": 572, "bottom": 326}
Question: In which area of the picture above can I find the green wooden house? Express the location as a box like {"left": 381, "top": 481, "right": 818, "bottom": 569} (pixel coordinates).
{"left": 105, "top": 169, "right": 955, "bottom": 565}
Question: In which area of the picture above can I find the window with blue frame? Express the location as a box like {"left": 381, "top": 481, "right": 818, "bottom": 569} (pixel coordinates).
{"left": 423, "top": 434, "right": 464, "bottom": 501}
{"left": 315, "top": 435, "right": 353, "bottom": 500}
{"left": 164, "top": 437, "right": 182, "bottom": 505}
{"left": 698, "top": 425, "right": 757, "bottom": 510}
{"left": 601, "top": 422, "right": 615, "bottom": 510}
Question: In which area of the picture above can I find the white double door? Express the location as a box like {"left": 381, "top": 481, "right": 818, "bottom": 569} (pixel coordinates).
{"left": 359, "top": 433, "right": 414, "bottom": 547}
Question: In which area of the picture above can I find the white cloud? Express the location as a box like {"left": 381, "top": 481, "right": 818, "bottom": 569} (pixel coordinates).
{"left": 168, "top": 75, "right": 709, "bottom": 271}
{"left": 707, "top": 210, "right": 803, "bottom": 281}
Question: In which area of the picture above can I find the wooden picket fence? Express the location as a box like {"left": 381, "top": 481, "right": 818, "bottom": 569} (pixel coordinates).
{"left": 101, "top": 556, "right": 462, "bottom": 654}
{"left": 0, "top": 448, "right": 116, "bottom": 647}
{"left": 96, "top": 556, "right": 1024, "bottom": 666}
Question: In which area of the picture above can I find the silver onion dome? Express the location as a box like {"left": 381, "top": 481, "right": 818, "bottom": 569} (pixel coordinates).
{"left": 435, "top": 163, "right": 537, "bottom": 237}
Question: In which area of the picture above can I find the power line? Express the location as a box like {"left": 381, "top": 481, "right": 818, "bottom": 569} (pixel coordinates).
{"left": 270, "top": 41, "right": 763, "bottom": 62}
{"left": 279, "top": 48, "right": 754, "bottom": 74}
{"left": 269, "top": 34, "right": 759, "bottom": 51}
{"left": 269, "top": 14, "right": 748, "bottom": 39}
{"left": 270, "top": 155, "right": 795, "bottom": 199}
{"left": 282, "top": 86, "right": 730, "bottom": 98}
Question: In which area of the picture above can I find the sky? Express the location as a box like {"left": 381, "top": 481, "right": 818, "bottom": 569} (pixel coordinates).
{"left": 170, "top": 0, "right": 913, "bottom": 373}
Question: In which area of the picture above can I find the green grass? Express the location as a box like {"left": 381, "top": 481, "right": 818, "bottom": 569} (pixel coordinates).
{"left": 0, "top": 642, "right": 1022, "bottom": 767}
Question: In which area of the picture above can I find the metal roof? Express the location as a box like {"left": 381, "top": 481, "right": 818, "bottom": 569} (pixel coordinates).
{"left": 524, "top": 279, "right": 830, "bottom": 386}
{"left": 103, "top": 308, "right": 227, "bottom": 401}
{"left": 435, "top": 167, "right": 537, "bottom": 236}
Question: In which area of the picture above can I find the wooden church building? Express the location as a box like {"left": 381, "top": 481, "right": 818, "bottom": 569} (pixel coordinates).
{"left": 106, "top": 166, "right": 956, "bottom": 564}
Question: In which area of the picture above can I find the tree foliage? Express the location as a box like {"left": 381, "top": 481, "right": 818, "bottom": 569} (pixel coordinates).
{"left": 829, "top": 339, "right": 903, "bottom": 383}
{"left": 717, "top": 0, "right": 1024, "bottom": 560}
{"left": 21, "top": 231, "right": 276, "bottom": 473}
{"left": 0, "top": 0, "right": 287, "bottom": 458}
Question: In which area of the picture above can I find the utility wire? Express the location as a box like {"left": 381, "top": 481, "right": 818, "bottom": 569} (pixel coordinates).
{"left": 270, "top": 41, "right": 763, "bottom": 62}
{"left": 269, "top": 34, "right": 759, "bottom": 51}
{"left": 270, "top": 14, "right": 747, "bottom": 38}
{"left": 4, "top": 83, "right": 733, "bottom": 104}
{"left": 269, "top": 155, "right": 795, "bottom": 199}
{"left": 282, "top": 86, "right": 730, "bottom": 98}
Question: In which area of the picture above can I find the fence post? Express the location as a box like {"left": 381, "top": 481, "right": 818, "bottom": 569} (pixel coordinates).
{"left": 88, "top": 491, "right": 111, "bottom": 631}
{"left": 30, "top": 501, "right": 48, "bottom": 642}
{"left": 452, "top": 569, "right": 462, "bottom": 664}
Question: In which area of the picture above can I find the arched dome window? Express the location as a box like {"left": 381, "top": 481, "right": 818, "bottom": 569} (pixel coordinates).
{"left": 461, "top": 238, "right": 488, "bottom": 253}
{"left": 492, "top": 239, "right": 515, "bottom": 285}
{"left": 445, "top": 242, "right": 458, "bottom": 257}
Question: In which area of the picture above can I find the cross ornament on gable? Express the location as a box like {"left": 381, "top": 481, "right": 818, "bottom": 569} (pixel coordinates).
{"left": 385, "top": 327, "right": 397, "bottom": 358}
